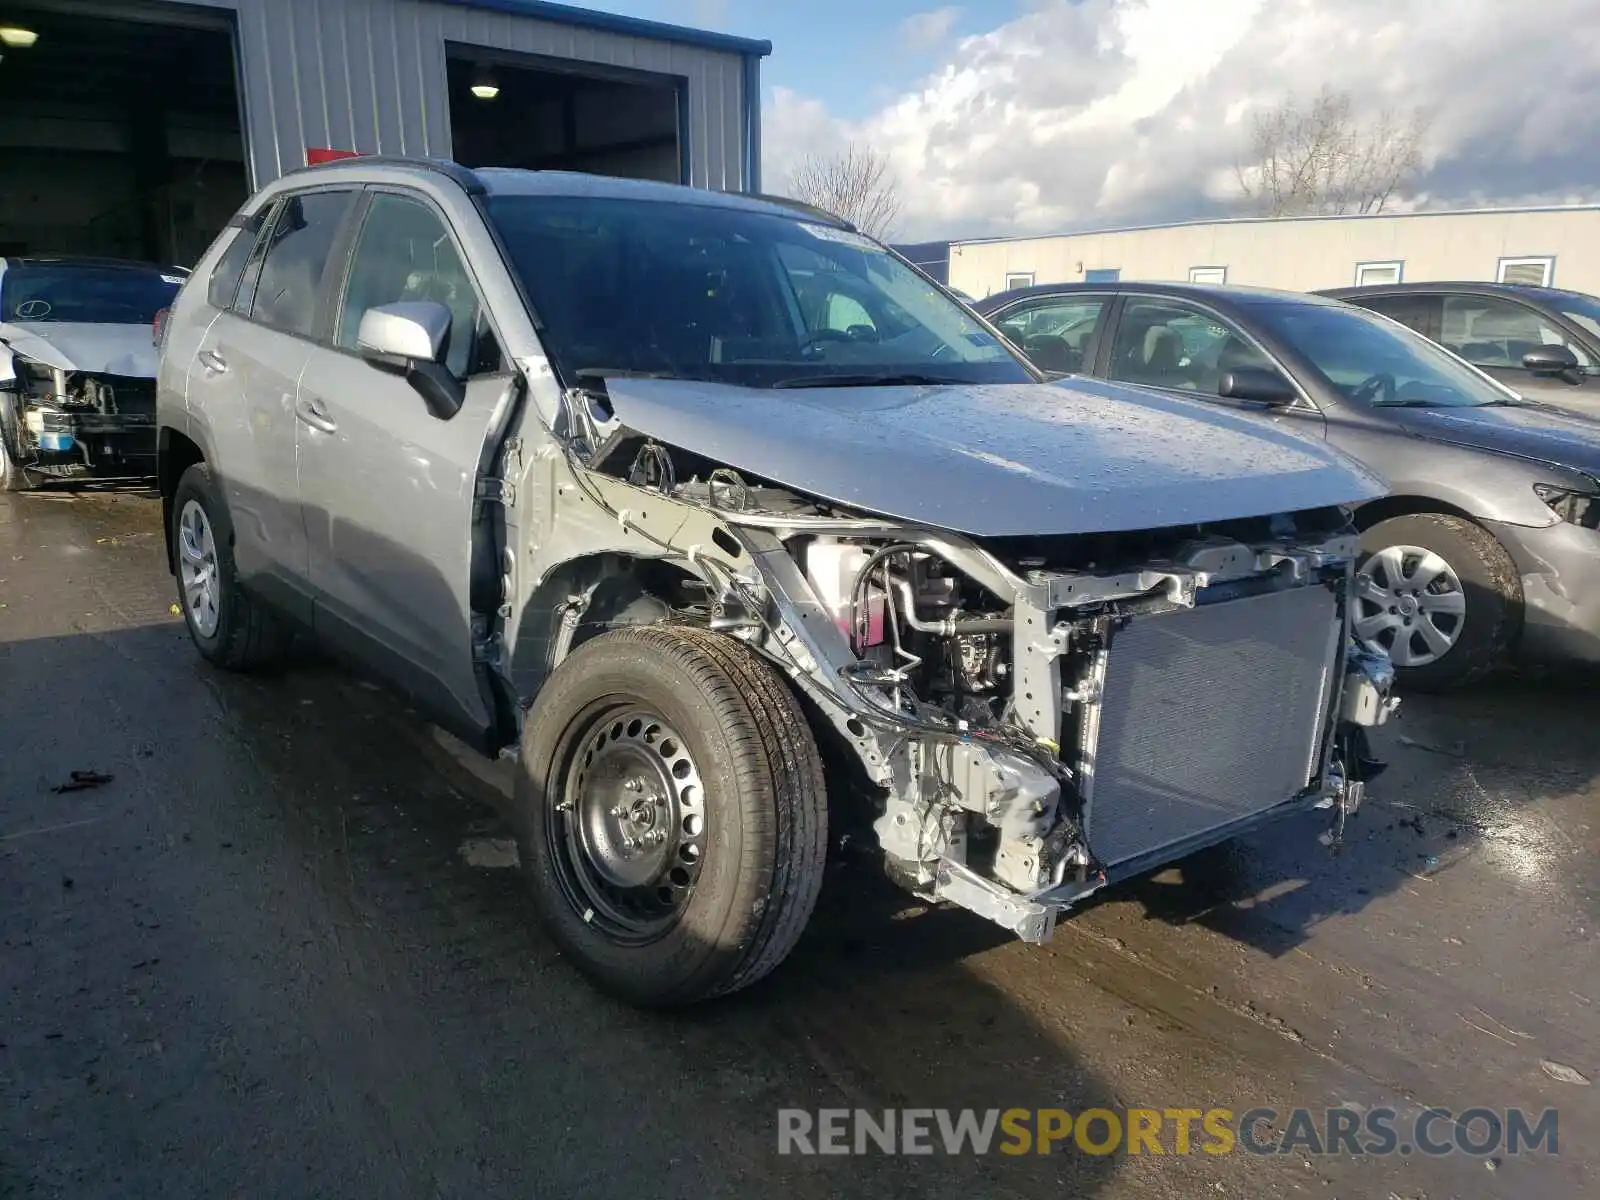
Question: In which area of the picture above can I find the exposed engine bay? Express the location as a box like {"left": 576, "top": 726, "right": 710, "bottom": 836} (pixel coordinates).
{"left": 0, "top": 357, "right": 158, "bottom": 481}
{"left": 507, "top": 389, "right": 1400, "bottom": 945}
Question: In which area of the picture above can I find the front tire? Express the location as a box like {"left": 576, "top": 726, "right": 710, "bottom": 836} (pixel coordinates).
{"left": 1355, "top": 513, "right": 1520, "bottom": 691}
{"left": 0, "top": 413, "right": 35, "bottom": 493}
{"left": 170, "top": 462, "right": 292, "bottom": 670}
{"left": 517, "top": 624, "right": 828, "bottom": 1007}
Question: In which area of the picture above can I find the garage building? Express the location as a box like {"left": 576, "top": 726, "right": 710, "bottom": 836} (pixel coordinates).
{"left": 949, "top": 205, "right": 1600, "bottom": 300}
{"left": 0, "top": 0, "right": 768, "bottom": 267}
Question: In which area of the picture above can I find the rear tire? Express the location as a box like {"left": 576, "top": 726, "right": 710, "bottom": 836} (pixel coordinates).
{"left": 517, "top": 624, "right": 828, "bottom": 1007}
{"left": 1355, "top": 513, "right": 1520, "bottom": 691}
{"left": 171, "top": 462, "right": 292, "bottom": 670}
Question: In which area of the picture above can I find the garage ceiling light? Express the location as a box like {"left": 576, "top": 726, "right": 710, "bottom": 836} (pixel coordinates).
{"left": 0, "top": 26, "right": 38, "bottom": 47}
{"left": 470, "top": 66, "right": 498, "bottom": 99}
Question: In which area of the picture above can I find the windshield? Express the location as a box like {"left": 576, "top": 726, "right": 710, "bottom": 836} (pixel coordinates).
{"left": 485, "top": 194, "right": 1032, "bottom": 388}
{"left": 1244, "top": 300, "right": 1511, "bottom": 408}
{"left": 1553, "top": 291, "right": 1600, "bottom": 344}
{"left": 0, "top": 262, "right": 182, "bottom": 325}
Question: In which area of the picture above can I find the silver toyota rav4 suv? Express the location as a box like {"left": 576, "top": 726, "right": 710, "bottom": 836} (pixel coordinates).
{"left": 156, "top": 156, "right": 1396, "bottom": 1006}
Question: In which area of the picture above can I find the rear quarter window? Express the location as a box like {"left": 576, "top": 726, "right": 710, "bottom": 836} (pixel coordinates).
{"left": 206, "top": 224, "right": 260, "bottom": 311}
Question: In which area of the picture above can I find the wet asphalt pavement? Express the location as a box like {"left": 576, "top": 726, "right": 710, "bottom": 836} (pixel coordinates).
{"left": 2, "top": 488, "right": 1596, "bottom": 1199}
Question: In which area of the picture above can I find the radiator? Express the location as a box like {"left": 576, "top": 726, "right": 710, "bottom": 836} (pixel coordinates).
{"left": 1079, "top": 583, "right": 1342, "bottom": 869}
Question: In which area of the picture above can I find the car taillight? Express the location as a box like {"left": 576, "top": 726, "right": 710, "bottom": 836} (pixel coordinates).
{"left": 153, "top": 308, "right": 170, "bottom": 349}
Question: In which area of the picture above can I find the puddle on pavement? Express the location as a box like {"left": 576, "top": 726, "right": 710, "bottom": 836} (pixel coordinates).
{"left": 458, "top": 836, "right": 520, "bottom": 869}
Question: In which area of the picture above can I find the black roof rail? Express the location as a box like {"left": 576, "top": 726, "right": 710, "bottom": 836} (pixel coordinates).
{"left": 284, "top": 154, "right": 486, "bottom": 196}
{"left": 739, "top": 191, "right": 857, "bottom": 231}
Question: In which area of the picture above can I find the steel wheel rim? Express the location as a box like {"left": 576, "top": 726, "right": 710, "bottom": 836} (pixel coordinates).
{"left": 177, "top": 499, "right": 221, "bottom": 638}
{"left": 550, "top": 704, "right": 709, "bottom": 945}
{"left": 1353, "top": 543, "right": 1467, "bottom": 668}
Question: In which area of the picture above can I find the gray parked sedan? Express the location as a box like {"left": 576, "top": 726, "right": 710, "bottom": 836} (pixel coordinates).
{"left": 976, "top": 280, "right": 1600, "bottom": 689}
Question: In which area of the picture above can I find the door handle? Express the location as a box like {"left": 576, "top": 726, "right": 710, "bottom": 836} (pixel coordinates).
{"left": 198, "top": 348, "right": 228, "bottom": 374}
{"left": 294, "top": 396, "right": 338, "bottom": 434}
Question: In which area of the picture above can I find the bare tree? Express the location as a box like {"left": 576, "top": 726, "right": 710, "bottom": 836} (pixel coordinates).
{"left": 784, "top": 143, "right": 903, "bottom": 241}
{"left": 1236, "top": 86, "right": 1430, "bottom": 217}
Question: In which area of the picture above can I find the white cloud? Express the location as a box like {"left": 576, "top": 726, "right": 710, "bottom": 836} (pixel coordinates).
{"left": 899, "top": 6, "right": 963, "bottom": 53}
{"left": 765, "top": 0, "right": 1600, "bottom": 240}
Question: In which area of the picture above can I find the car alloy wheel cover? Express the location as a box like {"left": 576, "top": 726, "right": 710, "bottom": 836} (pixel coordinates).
{"left": 177, "top": 498, "right": 221, "bottom": 638}
{"left": 1353, "top": 542, "right": 1468, "bottom": 668}
{"left": 550, "top": 704, "right": 709, "bottom": 945}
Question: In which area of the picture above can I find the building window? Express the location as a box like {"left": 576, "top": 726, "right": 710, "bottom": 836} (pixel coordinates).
{"left": 1497, "top": 256, "right": 1555, "bottom": 286}
{"left": 1004, "top": 272, "right": 1035, "bottom": 291}
{"left": 1354, "top": 260, "right": 1403, "bottom": 286}
{"left": 1188, "top": 266, "right": 1227, "bottom": 284}
{"left": 1084, "top": 268, "right": 1120, "bottom": 283}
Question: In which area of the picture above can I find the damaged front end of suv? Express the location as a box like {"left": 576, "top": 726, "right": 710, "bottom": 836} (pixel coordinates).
{"left": 501, "top": 371, "right": 1399, "bottom": 948}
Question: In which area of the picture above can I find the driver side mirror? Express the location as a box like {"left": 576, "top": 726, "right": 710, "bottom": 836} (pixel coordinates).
{"left": 1218, "top": 366, "right": 1298, "bottom": 407}
{"left": 1522, "top": 344, "right": 1580, "bottom": 378}
{"left": 357, "top": 301, "right": 464, "bottom": 420}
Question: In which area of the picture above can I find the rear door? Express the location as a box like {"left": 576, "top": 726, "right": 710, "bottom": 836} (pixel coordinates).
{"left": 184, "top": 187, "right": 359, "bottom": 621}
{"left": 295, "top": 187, "right": 514, "bottom": 746}
{"left": 983, "top": 293, "right": 1111, "bottom": 375}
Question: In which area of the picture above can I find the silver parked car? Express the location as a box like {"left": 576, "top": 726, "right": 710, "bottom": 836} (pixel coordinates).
{"left": 156, "top": 157, "right": 1395, "bottom": 1006}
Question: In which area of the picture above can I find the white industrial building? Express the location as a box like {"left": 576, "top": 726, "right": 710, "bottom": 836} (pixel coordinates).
{"left": 0, "top": 0, "right": 766, "bottom": 266}
{"left": 948, "top": 206, "right": 1600, "bottom": 299}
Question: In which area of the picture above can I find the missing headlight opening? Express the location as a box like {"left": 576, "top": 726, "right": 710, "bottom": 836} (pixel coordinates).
{"left": 553, "top": 425, "right": 1399, "bottom": 947}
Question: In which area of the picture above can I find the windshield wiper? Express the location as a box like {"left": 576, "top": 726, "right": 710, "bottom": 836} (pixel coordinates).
{"left": 1371, "top": 398, "right": 1450, "bottom": 408}
{"left": 574, "top": 368, "right": 678, "bottom": 382}
{"left": 769, "top": 373, "right": 965, "bottom": 389}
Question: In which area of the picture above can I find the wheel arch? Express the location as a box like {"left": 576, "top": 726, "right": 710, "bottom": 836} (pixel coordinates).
{"left": 157, "top": 427, "right": 207, "bottom": 575}
{"left": 1353, "top": 493, "right": 1478, "bottom": 533}
{"left": 510, "top": 551, "right": 716, "bottom": 704}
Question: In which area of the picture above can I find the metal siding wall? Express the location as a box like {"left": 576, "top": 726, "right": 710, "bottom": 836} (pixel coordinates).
{"left": 204, "top": 0, "right": 748, "bottom": 191}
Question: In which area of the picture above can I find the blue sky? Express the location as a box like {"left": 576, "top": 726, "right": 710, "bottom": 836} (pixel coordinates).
{"left": 584, "top": 0, "right": 999, "bottom": 120}
{"left": 569, "top": 0, "right": 1600, "bottom": 242}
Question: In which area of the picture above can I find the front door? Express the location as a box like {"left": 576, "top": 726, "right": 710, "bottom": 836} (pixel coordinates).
{"left": 186, "top": 188, "right": 358, "bottom": 621}
{"left": 1437, "top": 293, "right": 1600, "bottom": 418}
{"left": 295, "top": 189, "right": 512, "bottom": 745}
{"left": 1100, "top": 295, "right": 1325, "bottom": 433}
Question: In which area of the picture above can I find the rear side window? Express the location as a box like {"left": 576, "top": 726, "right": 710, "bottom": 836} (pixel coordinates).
{"left": 1355, "top": 294, "right": 1438, "bottom": 338}
{"left": 206, "top": 224, "right": 260, "bottom": 311}
{"left": 241, "top": 190, "right": 356, "bottom": 337}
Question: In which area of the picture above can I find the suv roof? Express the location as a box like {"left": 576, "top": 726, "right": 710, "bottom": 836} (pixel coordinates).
{"left": 280, "top": 154, "right": 858, "bottom": 231}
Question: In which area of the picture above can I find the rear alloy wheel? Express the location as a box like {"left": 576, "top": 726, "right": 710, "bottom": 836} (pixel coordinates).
{"left": 1355, "top": 513, "right": 1520, "bottom": 690}
{"left": 517, "top": 624, "right": 828, "bottom": 1007}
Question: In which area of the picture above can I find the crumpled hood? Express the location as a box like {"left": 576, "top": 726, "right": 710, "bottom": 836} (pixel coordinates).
{"left": 600, "top": 377, "right": 1386, "bottom": 537}
{"left": 0, "top": 321, "right": 158, "bottom": 377}
{"left": 1392, "top": 402, "right": 1600, "bottom": 480}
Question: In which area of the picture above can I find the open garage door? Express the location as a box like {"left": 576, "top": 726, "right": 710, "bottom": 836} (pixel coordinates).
{"left": 0, "top": 1, "right": 249, "bottom": 268}
{"left": 446, "top": 46, "right": 684, "bottom": 184}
